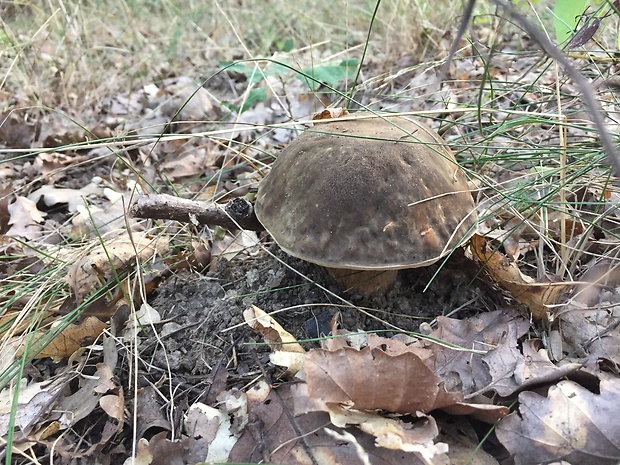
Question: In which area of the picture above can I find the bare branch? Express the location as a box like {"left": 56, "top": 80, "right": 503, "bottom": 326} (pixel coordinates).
{"left": 129, "top": 194, "right": 264, "bottom": 231}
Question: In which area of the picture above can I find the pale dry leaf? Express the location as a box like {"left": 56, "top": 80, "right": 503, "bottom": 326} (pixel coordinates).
{"left": 67, "top": 233, "right": 169, "bottom": 300}
{"left": 230, "top": 382, "right": 434, "bottom": 465}
{"left": 159, "top": 76, "right": 219, "bottom": 123}
{"left": 496, "top": 376, "right": 620, "bottom": 465}
{"left": 7, "top": 196, "right": 46, "bottom": 240}
{"left": 184, "top": 402, "right": 238, "bottom": 463}
{"left": 32, "top": 152, "right": 88, "bottom": 179}
{"left": 56, "top": 337, "right": 118, "bottom": 429}
{"left": 559, "top": 261, "right": 620, "bottom": 366}
{"left": 0, "top": 377, "right": 66, "bottom": 437}
{"left": 244, "top": 305, "right": 305, "bottom": 353}
{"left": 217, "top": 389, "right": 249, "bottom": 434}
{"left": 326, "top": 404, "right": 448, "bottom": 463}
{"left": 211, "top": 230, "right": 260, "bottom": 262}
{"left": 28, "top": 182, "right": 101, "bottom": 213}
{"left": 269, "top": 350, "right": 306, "bottom": 378}
{"left": 313, "top": 107, "right": 349, "bottom": 120}
{"left": 122, "top": 438, "right": 153, "bottom": 465}
{"left": 100, "top": 392, "right": 124, "bottom": 423}
{"left": 71, "top": 198, "right": 142, "bottom": 238}
{"left": 160, "top": 147, "right": 217, "bottom": 181}
{"left": 123, "top": 303, "right": 161, "bottom": 341}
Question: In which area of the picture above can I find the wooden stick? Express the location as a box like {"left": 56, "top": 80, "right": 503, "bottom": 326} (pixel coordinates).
{"left": 129, "top": 193, "right": 264, "bottom": 231}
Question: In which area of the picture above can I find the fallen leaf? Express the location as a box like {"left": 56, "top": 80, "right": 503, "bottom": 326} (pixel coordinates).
{"left": 327, "top": 404, "right": 448, "bottom": 463}
{"left": 160, "top": 147, "right": 217, "bottom": 181}
{"left": 184, "top": 402, "right": 239, "bottom": 462}
{"left": 230, "top": 381, "right": 436, "bottom": 465}
{"left": 244, "top": 305, "right": 305, "bottom": 353}
{"left": 0, "top": 377, "right": 66, "bottom": 437}
{"left": 123, "top": 303, "right": 161, "bottom": 341}
{"left": 481, "top": 325, "right": 582, "bottom": 397}
{"left": 305, "top": 346, "right": 481, "bottom": 416}
{"left": 6, "top": 196, "right": 46, "bottom": 240}
{"left": 67, "top": 233, "right": 169, "bottom": 300}
{"left": 100, "top": 391, "right": 124, "bottom": 424}
{"left": 211, "top": 230, "right": 260, "bottom": 263}
{"left": 313, "top": 107, "right": 349, "bottom": 120}
{"left": 122, "top": 438, "right": 153, "bottom": 465}
{"left": 28, "top": 182, "right": 101, "bottom": 213}
{"left": 27, "top": 316, "right": 108, "bottom": 360}
{"left": 496, "top": 376, "right": 620, "bottom": 464}
{"left": 423, "top": 310, "right": 529, "bottom": 395}
{"left": 471, "top": 234, "right": 571, "bottom": 319}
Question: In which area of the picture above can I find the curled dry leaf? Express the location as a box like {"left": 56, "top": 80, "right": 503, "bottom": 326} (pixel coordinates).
{"left": 422, "top": 310, "right": 529, "bottom": 395}
{"left": 496, "top": 376, "right": 620, "bottom": 465}
{"left": 327, "top": 404, "right": 448, "bottom": 463}
{"left": 470, "top": 234, "right": 571, "bottom": 319}
{"left": 244, "top": 305, "right": 304, "bottom": 353}
{"left": 0, "top": 376, "right": 67, "bottom": 437}
{"left": 313, "top": 107, "right": 349, "bottom": 120}
{"left": 67, "top": 233, "right": 169, "bottom": 300}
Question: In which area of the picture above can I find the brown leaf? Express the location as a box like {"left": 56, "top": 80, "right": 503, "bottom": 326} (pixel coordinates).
{"left": 496, "top": 376, "right": 620, "bottom": 464}
{"left": 54, "top": 337, "right": 118, "bottom": 429}
{"left": 471, "top": 234, "right": 571, "bottom": 319}
{"left": 423, "top": 310, "right": 529, "bottom": 394}
{"left": 100, "top": 391, "right": 124, "bottom": 424}
{"left": 230, "top": 381, "right": 435, "bottom": 465}
{"left": 305, "top": 346, "right": 464, "bottom": 414}
{"left": 0, "top": 111, "right": 37, "bottom": 148}
{"left": 481, "top": 325, "right": 582, "bottom": 397}
{"left": 29, "top": 316, "right": 108, "bottom": 360}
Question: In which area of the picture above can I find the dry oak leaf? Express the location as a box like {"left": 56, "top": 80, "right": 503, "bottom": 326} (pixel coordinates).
{"left": 496, "top": 376, "right": 620, "bottom": 465}
{"left": 481, "top": 324, "right": 582, "bottom": 397}
{"left": 305, "top": 346, "right": 507, "bottom": 421}
{"left": 471, "top": 234, "right": 571, "bottom": 319}
{"left": 27, "top": 316, "right": 108, "bottom": 360}
{"left": 67, "top": 234, "right": 169, "bottom": 300}
{"left": 423, "top": 310, "right": 529, "bottom": 395}
{"left": 230, "top": 380, "right": 438, "bottom": 465}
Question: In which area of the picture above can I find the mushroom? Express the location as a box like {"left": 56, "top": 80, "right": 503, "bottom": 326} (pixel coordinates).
{"left": 254, "top": 113, "right": 477, "bottom": 294}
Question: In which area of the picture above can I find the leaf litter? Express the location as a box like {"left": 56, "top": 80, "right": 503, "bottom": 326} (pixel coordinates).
{"left": 3, "top": 7, "right": 620, "bottom": 464}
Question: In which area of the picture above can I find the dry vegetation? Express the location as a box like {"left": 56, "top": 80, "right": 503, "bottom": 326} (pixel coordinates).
{"left": 2, "top": 1, "right": 620, "bottom": 464}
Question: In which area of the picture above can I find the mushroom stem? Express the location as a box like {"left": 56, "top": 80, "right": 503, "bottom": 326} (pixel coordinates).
{"left": 326, "top": 268, "right": 398, "bottom": 295}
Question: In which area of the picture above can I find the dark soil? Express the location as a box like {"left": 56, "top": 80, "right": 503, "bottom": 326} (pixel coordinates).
{"left": 143, "top": 245, "right": 498, "bottom": 397}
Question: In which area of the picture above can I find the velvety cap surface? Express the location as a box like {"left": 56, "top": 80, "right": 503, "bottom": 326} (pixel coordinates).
{"left": 255, "top": 114, "right": 477, "bottom": 269}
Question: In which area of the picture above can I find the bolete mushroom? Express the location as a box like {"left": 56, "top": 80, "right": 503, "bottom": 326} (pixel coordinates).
{"left": 254, "top": 113, "right": 477, "bottom": 294}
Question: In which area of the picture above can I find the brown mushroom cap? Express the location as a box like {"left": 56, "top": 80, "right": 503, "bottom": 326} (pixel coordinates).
{"left": 255, "top": 114, "right": 477, "bottom": 270}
